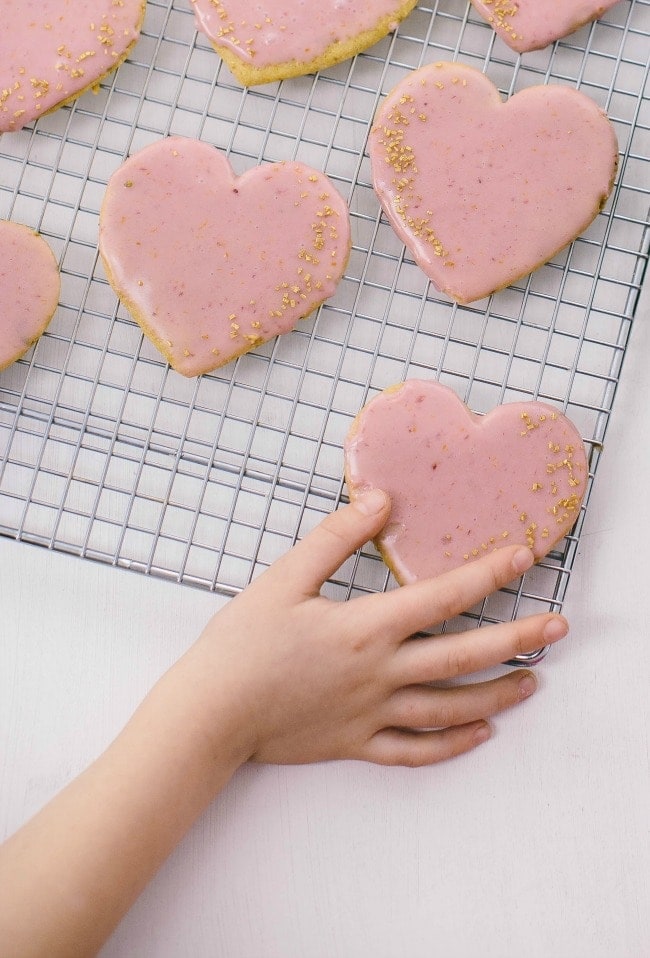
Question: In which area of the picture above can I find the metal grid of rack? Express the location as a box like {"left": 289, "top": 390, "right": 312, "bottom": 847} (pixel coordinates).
{"left": 1, "top": 0, "right": 648, "bottom": 634}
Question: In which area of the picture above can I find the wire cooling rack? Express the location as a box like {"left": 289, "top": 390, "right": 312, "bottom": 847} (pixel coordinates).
{"left": 0, "top": 0, "right": 648, "bottom": 636}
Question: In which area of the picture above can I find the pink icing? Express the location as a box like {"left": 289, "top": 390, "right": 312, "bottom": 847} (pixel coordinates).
{"left": 0, "top": 0, "right": 145, "bottom": 133}
{"left": 470, "top": 0, "right": 621, "bottom": 53}
{"left": 98, "top": 137, "right": 351, "bottom": 377}
{"left": 190, "top": 0, "right": 415, "bottom": 70}
{"left": 0, "top": 221, "right": 60, "bottom": 371}
{"left": 344, "top": 380, "right": 588, "bottom": 585}
{"left": 369, "top": 62, "right": 618, "bottom": 304}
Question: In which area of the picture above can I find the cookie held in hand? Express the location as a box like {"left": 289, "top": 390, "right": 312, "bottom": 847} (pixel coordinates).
{"left": 343, "top": 380, "right": 588, "bottom": 585}
{"left": 98, "top": 137, "right": 351, "bottom": 377}
{"left": 0, "top": 0, "right": 146, "bottom": 133}
{"left": 469, "top": 0, "right": 621, "bottom": 53}
{"left": 191, "top": 0, "right": 418, "bottom": 85}
{"left": 369, "top": 61, "right": 618, "bottom": 304}
{"left": 0, "top": 221, "right": 60, "bottom": 372}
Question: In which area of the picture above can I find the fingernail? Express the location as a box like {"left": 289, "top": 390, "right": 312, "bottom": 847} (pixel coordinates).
{"left": 353, "top": 488, "right": 389, "bottom": 516}
{"left": 512, "top": 547, "right": 535, "bottom": 575}
{"left": 543, "top": 615, "right": 569, "bottom": 643}
{"left": 518, "top": 673, "right": 537, "bottom": 699}
{"left": 473, "top": 722, "right": 492, "bottom": 745}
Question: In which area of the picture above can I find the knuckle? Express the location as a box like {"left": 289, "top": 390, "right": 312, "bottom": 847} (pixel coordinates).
{"left": 317, "top": 516, "right": 351, "bottom": 551}
{"left": 445, "top": 642, "right": 474, "bottom": 679}
{"left": 432, "top": 700, "right": 456, "bottom": 730}
{"left": 398, "top": 697, "right": 419, "bottom": 724}
{"left": 397, "top": 740, "right": 431, "bottom": 768}
{"left": 489, "top": 670, "right": 533, "bottom": 713}
{"left": 509, "top": 624, "right": 529, "bottom": 658}
{"left": 434, "top": 579, "right": 466, "bottom": 619}
{"left": 402, "top": 752, "right": 428, "bottom": 769}
{"left": 497, "top": 674, "right": 525, "bottom": 709}
{"left": 480, "top": 557, "right": 501, "bottom": 594}
{"left": 509, "top": 616, "right": 547, "bottom": 658}
{"left": 480, "top": 547, "right": 516, "bottom": 594}
{"left": 373, "top": 731, "right": 431, "bottom": 768}
{"left": 446, "top": 733, "right": 477, "bottom": 761}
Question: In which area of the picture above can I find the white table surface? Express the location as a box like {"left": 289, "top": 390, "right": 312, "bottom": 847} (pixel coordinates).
{"left": 2, "top": 285, "right": 649, "bottom": 958}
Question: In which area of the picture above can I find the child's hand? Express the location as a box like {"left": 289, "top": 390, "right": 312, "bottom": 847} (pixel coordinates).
{"left": 187, "top": 488, "right": 568, "bottom": 768}
{"left": 0, "top": 489, "right": 570, "bottom": 957}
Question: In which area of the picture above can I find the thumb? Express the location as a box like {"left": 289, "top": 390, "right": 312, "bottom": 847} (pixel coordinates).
{"left": 269, "top": 488, "right": 391, "bottom": 597}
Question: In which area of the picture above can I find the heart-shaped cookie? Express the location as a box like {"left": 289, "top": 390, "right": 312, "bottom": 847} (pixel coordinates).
{"left": 0, "top": 221, "right": 60, "bottom": 371}
{"left": 344, "top": 380, "right": 588, "bottom": 585}
{"left": 98, "top": 137, "right": 351, "bottom": 377}
{"left": 0, "top": 0, "right": 145, "bottom": 133}
{"left": 191, "top": 0, "right": 418, "bottom": 85}
{"left": 369, "top": 61, "right": 618, "bottom": 304}
{"left": 470, "top": 0, "right": 621, "bottom": 53}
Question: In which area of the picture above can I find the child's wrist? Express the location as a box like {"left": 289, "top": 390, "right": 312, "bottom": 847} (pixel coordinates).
{"left": 151, "top": 647, "right": 257, "bottom": 784}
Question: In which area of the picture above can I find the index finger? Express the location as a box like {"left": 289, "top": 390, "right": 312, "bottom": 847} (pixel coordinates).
{"left": 262, "top": 489, "right": 391, "bottom": 598}
{"left": 360, "top": 544, "right": 535, "bottom": 640}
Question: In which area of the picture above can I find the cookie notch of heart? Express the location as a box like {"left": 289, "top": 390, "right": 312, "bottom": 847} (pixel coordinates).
{"left": 343, "top": 379, "right": 589, "bottom": 586}
{"left": 0, "top": 0, "right": 146, "bottom": 134}
{"left": 469, "top": 0, "right": 622, "bottom": 53}
{"left": 190, "top": 0, "right": 419, "bottom": 85}
{"left": 369, "top": 61, "right": 618, "bottom": 304}
{"left": 98, "top": 137, "right": 352, "bottom": 377}
{"left": 0, "top": 221, "right": 60, "bottom": 372}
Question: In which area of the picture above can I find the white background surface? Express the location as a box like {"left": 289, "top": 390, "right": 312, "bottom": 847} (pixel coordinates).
{"left": 1, "top": 285, "right": 649, "bottom": 958}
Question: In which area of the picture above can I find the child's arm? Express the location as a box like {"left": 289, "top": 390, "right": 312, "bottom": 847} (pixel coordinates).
{"left": 0, "top": 489, "right": 568, "bottom": 957}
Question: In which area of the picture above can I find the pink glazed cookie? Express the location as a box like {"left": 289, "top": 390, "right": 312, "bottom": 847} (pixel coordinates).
{"left": 369, "top": 61, "right": 618, "bottom": 304}
{"left": 470, "top": 0, "right": 621, "bottom": 53}
{"left": 99, "top": 137, "right": 351, "bottom": 377}
{"left": 190, "top": 0, "right": 418, "bottom": 85}
{"left": 344, "top": 380, "right": 588, "bottom": 584}
{"left": 0, "top": 0, "right": 146, "bottom": 134}
{"left": 0, "top": 221, "right": 60, "bottom": 371}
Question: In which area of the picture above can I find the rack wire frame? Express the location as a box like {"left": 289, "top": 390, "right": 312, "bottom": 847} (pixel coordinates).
{"left": 0, "top": 0, "right": 648, "bottom": 639}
